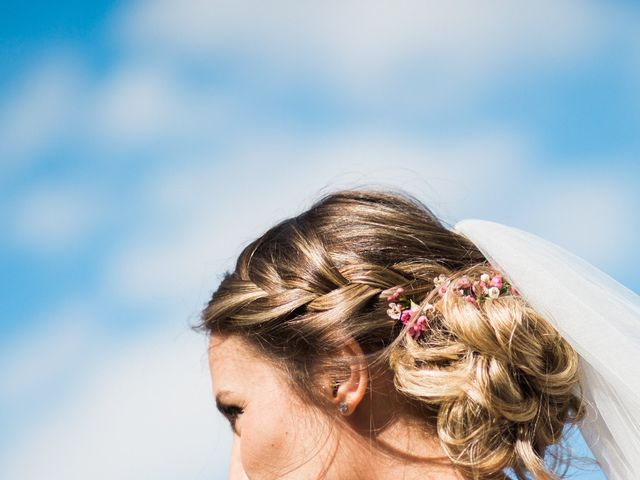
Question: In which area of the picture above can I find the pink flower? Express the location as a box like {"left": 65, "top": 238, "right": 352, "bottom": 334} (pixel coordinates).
{"left": 438, "top": 285, "right": 448, "bottom": 296}
{"left": 408, "top": 315, "right": 429, "bottom": 337}
{"left": 457, "top": 276, "right": 472, "bottom": 289}
{"left": 386, "top": 287, "right": 403, "bottom": 302}
{"left": 400, "top": 309, "right": 414, "bottom": 325}
{"left": 490, "top": 275, "right": 503, "bottom": 289}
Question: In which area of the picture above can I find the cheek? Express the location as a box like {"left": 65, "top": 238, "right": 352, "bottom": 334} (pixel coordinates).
{"left": 240, "top": 403, "right": 323, "bottom": 479}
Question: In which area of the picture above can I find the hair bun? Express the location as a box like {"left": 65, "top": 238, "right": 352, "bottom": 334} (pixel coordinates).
{"left": 391, "top": 265, "right": 588, "bottom": 480}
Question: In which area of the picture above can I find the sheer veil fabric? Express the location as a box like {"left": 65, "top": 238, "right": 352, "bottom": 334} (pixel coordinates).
{"left": 452, "top": 219, "right": 640, "bottom": 480}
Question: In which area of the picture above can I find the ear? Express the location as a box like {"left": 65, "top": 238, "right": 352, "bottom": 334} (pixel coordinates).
{"left": 325, "top": 337, "right": 369, "bottom": 416}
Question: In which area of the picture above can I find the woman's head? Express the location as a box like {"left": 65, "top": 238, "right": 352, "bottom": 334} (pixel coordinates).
{"left": 195, "top": 187, "right": 587, "bottom": 480}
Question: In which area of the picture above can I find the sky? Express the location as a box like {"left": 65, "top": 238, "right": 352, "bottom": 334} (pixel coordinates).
{"left": 1, "top": 1, "right": 639, "bottom": 479}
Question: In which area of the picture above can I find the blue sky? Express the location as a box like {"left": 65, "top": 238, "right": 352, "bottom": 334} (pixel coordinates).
{"left": 1, "top": 1, "right": 639, "bottom": 479}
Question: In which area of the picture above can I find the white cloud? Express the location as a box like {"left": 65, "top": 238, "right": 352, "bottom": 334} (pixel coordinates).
{"left": 10, "top": 182, "right": 105, "bottom": 254}
{"left": 92, "top": 67, "right": 180, "bottom": 144}
{"left": 101, "top": 127, "right": 533, "bottom": 308}
{"left": 0, "top": 322, "right": 230, "bottom": 480}
{"left": 113, "top": 0, "right": 614, "bottom": 99}
{"left": 516, "top": 167, "right": 639, "bottom": 270}
{"left": 88, "top": 66, "right": 232, "bottom": 149}
{"left": 0, "top": 54, "right": 87, "bottom": 170}
{"left": 98, "top": 127, "right": 639, "bottom": 312}
{"left": 0, "top": 58, "right": 234, "bottom": 175}
{"left": 0, "top": 301, "right": 98, "bottom": 405}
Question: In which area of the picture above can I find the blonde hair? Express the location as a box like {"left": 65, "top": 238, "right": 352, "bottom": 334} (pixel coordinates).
{"left": 194, "top": 187, "right": 589, "bottom": 480}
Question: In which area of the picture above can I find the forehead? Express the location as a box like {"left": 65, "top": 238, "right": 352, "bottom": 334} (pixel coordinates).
{"left": 208, "top": 334, "right": 281, "bottom": 393}
{"left": 208, "top": 334, "right": 260, "bottom": 369}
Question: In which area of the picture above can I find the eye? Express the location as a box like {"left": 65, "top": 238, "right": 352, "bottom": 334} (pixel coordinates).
{"left": 218, "top": 404, "right": 244, "bottom": 434}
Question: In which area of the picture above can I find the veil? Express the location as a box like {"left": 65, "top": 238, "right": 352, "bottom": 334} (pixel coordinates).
{"left": 452, "top": 218, "right": 640, "bottom": 480}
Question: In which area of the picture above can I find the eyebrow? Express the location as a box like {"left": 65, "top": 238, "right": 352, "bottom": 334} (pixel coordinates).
{"left": 214, "top": 390, "right": 240, "bottom": 421}
{"left": 214, "top": 390, "right": 234, "bottom": 409}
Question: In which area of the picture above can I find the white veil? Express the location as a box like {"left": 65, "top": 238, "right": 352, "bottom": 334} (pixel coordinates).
{"left": 452, "top": 219, "right": 640, "bottom": 480}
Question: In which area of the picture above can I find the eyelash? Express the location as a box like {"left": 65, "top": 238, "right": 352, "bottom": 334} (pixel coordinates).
{"left": 219, "top": 404, "right": 244, "bottom": 432}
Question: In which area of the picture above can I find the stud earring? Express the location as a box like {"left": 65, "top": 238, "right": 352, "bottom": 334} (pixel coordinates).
{"left": 338, "top": 402, "right": 348, "bottom": 415}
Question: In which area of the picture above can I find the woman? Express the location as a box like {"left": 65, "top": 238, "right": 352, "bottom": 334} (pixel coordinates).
{"left": 193, "top": 188, "right": 640, "bottom": 479}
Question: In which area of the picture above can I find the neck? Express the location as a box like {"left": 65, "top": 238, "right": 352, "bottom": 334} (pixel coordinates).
{"left": 333, "top": 369, "right": 510, "bottom": 480}
{"left": 346, "top": 411, "right": 467, "bottom": 479}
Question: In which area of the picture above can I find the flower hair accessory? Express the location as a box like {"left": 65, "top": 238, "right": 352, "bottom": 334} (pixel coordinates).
{"left": 386, "top": 268, "right": 520, "bottom": 339}
{"left": 386, "top": 287, "right": 434, "bottom": 338}
{"left": 443, "top": 270, "right": 520, "bottom": 307}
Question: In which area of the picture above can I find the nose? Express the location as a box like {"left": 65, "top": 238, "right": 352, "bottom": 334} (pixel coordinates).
{"left": 227, "top": 434, "right": 248, "bottom": 480}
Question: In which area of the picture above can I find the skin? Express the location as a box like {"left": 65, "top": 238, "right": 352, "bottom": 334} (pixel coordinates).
{"left": 208, "top": 334, "right": 509, "bottom": 480}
